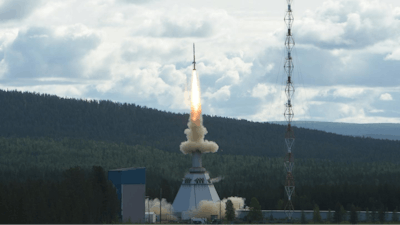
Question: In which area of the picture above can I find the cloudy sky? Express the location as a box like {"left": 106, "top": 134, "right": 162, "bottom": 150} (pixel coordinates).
{"left": 0, "top": 0, "right": 399, "bottom": 123}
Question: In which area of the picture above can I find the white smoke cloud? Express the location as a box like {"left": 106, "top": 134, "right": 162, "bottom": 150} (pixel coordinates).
{"left": 179, "top": 115, "right": 219, "bottom": 155}
{"left": 185, "top": 196, "right": 246, "bottom": 220}
{"left": 146, "top": 198, "right": 177, "bottom": 221}
{"left": 210, "top": 176, "right": 224, "bottom": 183}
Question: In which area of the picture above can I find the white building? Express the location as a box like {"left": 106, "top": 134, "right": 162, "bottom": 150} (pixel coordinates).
{"left": 172, "top": 150, "right": 220, "bottom": 219}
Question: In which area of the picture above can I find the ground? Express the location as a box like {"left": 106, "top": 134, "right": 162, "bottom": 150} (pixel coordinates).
{"left": 104, "top": 222, "right": 400, "bottom": 225}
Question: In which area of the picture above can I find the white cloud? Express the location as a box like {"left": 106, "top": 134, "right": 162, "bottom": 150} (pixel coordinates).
{"left": 216, "top": 71, "right": 240, "bottom": 85}
{"left": 0, "top": 0, "right": 43, "bottom": 21}
{"left": 369, "top": 109, "right": 384, "bottom": 113}
{"left": 204, "top": 86, "right": 231, "bottom": 102}
{"left": 131, "top": 7, "right": 235, "bottom": 38}
{"left": 380, "top": 93, "right": 393, "bottom": 100}
{"left": 332, "top": 87, "right": 365, "bottom": 98}
{"left": 251, "top": 83, "right": 277, "bottom": 99}
{"left": 0, "top": 0, "right": 399, "bottom": 124}
{"left": 4, "top": 25, "right": 100, "bottom": 79}
{"left": 296, "top": 0, "right": 400, "bottom": 49}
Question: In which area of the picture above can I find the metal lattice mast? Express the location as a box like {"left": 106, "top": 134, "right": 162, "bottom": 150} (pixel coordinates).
{"left": 283, "top": 0, "right": 295, "bottom": 220}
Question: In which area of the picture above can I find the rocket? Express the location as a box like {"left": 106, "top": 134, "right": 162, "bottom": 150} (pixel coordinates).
{"left": 193, "top": 43, "right": 196, "bottom": 70}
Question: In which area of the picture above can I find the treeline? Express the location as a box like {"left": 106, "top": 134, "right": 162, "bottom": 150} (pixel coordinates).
{"left": 0, "top": 166, "right": 120, "bottom": 224}
{"left": 0, "top": 90, "right": 399, "bottom": 162}
{"left": 1, "top": 136, "right": 400, "bottom": 211}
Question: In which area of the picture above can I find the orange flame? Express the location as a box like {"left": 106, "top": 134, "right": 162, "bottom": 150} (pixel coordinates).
{"left": 190, "top": 70, "right": 202, "bottom": 126}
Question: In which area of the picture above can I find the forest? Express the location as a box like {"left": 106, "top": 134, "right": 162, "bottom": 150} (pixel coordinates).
{"left": 1, "top": 90, "right": 400, "bottom": 223}
{"left": 0, "top": 90, "right": 399, "bottom": 162}
{"left": 1, "top": 136, "right": 400, "bottom": 213}
{"left": 0, "top": 166, "right": 120, "bottom": 224}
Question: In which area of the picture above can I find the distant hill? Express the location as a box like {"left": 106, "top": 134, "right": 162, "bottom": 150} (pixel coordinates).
{"left": 0, "top": 90, "right": 399, "bottom": 162}
{"left": 271, "top": 121, "right": 400, "bottom": 140}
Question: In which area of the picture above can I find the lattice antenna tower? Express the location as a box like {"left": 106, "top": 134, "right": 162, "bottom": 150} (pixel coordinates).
{"left": 283, "top": 0, "right": 295, "bottom": 220}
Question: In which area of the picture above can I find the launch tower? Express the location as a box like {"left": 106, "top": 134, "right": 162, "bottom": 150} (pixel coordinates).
{"left": 172, "top": 44, "right": 220, "bottom": 219}
{"left": 283, "top": 0, "right": 295, "bottom": 220}
{"left": 172, "top": 150, "right": 220, "bottom": 217}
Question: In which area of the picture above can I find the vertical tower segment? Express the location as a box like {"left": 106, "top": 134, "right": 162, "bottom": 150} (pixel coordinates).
{"left": 283, "top": 0, "right": 295, "bottom": 220}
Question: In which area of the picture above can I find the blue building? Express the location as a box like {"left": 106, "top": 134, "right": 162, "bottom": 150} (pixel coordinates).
{"left": 108, "top": 167, "right": 146, "bottom": 223}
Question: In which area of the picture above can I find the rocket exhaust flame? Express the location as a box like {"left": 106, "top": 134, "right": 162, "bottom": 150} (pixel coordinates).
{"left": 190, "top": 70, "right": 201, "bottom": 126}
{"left": 179, "top": 44, "right": 218, "bottom": 155}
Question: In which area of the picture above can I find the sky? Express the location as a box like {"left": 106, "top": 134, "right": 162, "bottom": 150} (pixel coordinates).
{"left": 0, "top": 0, "right": 399, "bottom": 123}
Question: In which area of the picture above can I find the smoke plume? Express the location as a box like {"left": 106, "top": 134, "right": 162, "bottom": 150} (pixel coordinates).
{"left": 210, "top": 176, "right": 224, "bottom": 183}
{"left": 180, "top": 69, "right": 218, "bottom": 154}
{"left": 184, "top": 196, "right": 246, "bottom": 220}
{"left": 180, "top": 115, "right": 219, "bottom": 154}
{"left": 146, "top": 198, "right": 177, "bottom": 221}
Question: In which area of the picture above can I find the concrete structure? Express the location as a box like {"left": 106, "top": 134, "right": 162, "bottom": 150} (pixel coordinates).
{"left": 172, "top": 151, "right": 220, "bottom": 219}
{"left": 108, "top": 167, "right": 146, "bottom": 223}
{"left": 236, "top": 209, "right": 400, "bottom": 222}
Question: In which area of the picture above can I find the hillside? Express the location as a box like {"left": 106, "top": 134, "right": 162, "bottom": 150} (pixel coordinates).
{"left": 271, "top": 121, "right": 400, "bottom": 141}
{"left": 1, "top": 136, "right": 400, "bottom": 211}
{"left": 0, "top": 90, "right": 399, "bottom": 162}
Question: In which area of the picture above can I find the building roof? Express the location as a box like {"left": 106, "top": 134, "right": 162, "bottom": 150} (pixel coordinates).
{"left": 108, "top": 167, "right": 146, "bottom": 185}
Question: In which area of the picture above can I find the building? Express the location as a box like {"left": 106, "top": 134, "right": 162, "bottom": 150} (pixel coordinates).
{"left": 108, "top": 167, "right": 146, "bottom": 223}
{"left": 172, "top": 151, "right": 220, "bottom": 219}
{"left": 236, "top": 209, "right": 400, "bottom": 222}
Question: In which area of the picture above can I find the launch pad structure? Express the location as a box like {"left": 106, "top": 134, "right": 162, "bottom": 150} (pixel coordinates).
{"left": 172, "top": 150, "right": 220, "bottom": 219}
{"left": 172, "top": 44, "right": 221, "bottom": 219}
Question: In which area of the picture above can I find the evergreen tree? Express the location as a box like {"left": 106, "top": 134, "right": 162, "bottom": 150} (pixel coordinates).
{"left": 333, "top": 202, "right": 343, "bottom": 223}
{"left": 340, "top": 205, "right": 347, "bottom": 222}
{"left": 269, "top": 212, "right": 274, "bottom": 221}
{"left": 276, "top": 199, "right": 284, "bottom": 210}
{"left": 313, "top": 204, "right": 321, "bottom": 223}
{"left": 393, "top": 207, "right": 399, "bottom": 222}
{"left": 247, "top": 197, "right": 263, "bottom": 223}
{"left": 327, "top": 209, "right": 332, "bottom": 223}
{"left": 378, "top": 206, "right": 385, "bottom": 223}
{"left": 301, "top": 210, "right": 307, "bottom": 224}
{"left": 349, "top": 204, "right": 358, "bottom": 224}
{"left": 371, "top": 208, "right": 377, "bottom": 223}
{"left": 225, "top": 200, "right": 235, "bottom": 221}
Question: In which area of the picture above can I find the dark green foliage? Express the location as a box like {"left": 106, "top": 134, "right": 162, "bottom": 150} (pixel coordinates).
{"left": 371, "top": 208, "right": 377, "bottom": 223}
{"left": 378, "top": 206, "right": 385, "bottom": 223}
{"left": 1, "top": 90, "right": 400, "bottom": 222}
{"left": 313, "top": 204, "right": 321, "bottom": 223}
{"left": 247, "top": 197, "right": 262, "bottom": 223}
{"left": 340, "top": 205, "right": 347, "bottom": 222}
{"left": 225, "top": 199, "right": 235, "bottom": 221}
{"left": 327, "top": 209, "right": 332, "bottom": 223}
{"left": 393, "top": 207, "right": 399, "bottom": 222}
{"left": 1, "top": 137, "right": 400, "bottom": 211}
{"left": 0, "top": 166, "right": 119, "bottom": 223}
{"left": 350, "top": 204, "right": 358, "bottom": 224}
{"left": 0, "top": 90, "right": 399, "bottom": 162}
{"left": 269, "top": 212, "right": 274, "bottom": 221}
{"left": 334, "top": 202, "right": 343, "bottom": 223}
{"left": 301, "top": 210, "right": 307, "bottom": 224}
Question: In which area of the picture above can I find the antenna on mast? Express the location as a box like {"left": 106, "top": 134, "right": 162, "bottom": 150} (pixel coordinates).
{"left": 283, "top": 0, "right": 295, "bottom": 221}
{"left": 193, "top": 43, "right": 196, "bottom": 70}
